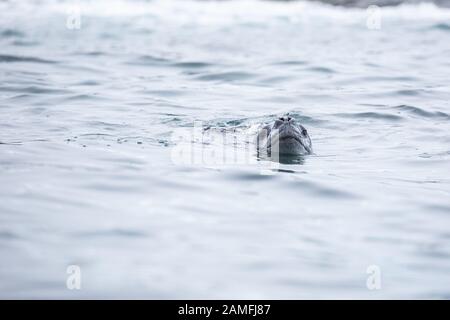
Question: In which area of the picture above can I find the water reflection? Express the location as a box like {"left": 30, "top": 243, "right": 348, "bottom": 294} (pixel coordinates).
{"left": 258, "top": 154, "right": 306, "bottom": 165}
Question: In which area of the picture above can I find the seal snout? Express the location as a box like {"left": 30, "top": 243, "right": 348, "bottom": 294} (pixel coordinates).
{"left": 278, "top": 118, "right": 300, "bottom": 139}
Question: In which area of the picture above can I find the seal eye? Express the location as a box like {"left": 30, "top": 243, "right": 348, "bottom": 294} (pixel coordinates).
{"left": 302, "top": 128, "right": 308, "bottom": 136}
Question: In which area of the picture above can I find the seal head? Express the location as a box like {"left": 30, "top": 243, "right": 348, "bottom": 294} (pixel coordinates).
{"left": 257, "top": 116, "right": 312, "bottom": 156}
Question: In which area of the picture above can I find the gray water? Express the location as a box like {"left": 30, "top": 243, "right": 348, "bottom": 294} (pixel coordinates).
{"left": 1, "top": 0, "right": 450, "bottom": 299}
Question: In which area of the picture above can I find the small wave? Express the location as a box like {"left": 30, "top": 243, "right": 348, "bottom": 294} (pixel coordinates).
{"left": 73, "top": 228, "right": 148, "bottom": 239}
{"left": 11, "top": 40, "right": 38, "bottom": 47}
{"left": 171, "top": 62, "right": 213, "bottom": 69}
{"left": 0, "top": 141, "right": 22, "bottom": 146}
{"left": 24, "top": 86, "right": 69, "bottom": 94}
{"left": 75, "top": 80, "right": 101, "bottom": 86}
{"left": 0, "top": 54, "right": 56, "bottom": 64}
{"left": 0, "top": 29, "right": 24, "bottom": 38}
{"left": 74, "top": 50, "right": 108, "bottom": 57}
{"left": 141, "top": 89, "right": 187, "bottom": 97}
{"left": 394, "top": 89, "right": 423, "bottom": 96}
{"left": 356, "top": 75, "right": 419, "bottom": 83}
{"left": 4, "top": 94, "right": 33, "bottom": 101}
{"left": 431, "top": 23, "right": 450, "bottom": 30}
{"left": 85, "top": 121, "right": 129, "bottom": 129}
{"left": 392, "top": 105, "right": 450, "bottom": 119}
{"left": 286, "top": 179, "right": 358, "bottom": 199}
{"left": 272, "top": 60, "right": 307, "bottom": 66}
{"left": 306, "top": 66, "right": 336, "bottom": 74}
{"left": 0, "top": 85, "right": 70, "bottom": 95}
{"left": 63, "top": 94, "right": 108, "bottom": 101}
{"left": 0, "top": 230, "right": 20, "bottom": 240}
{"left": 195, "top": 71, "right": 257, "bottom": 82}
{"left": 258, "top": 75, "right": 293, "bottom": 84}
{"left": 334, "top": 112, "right": 403, "bottom": 121}
{"left": 126, "top": 54, "right": 171, "bottom": 66}
{"left": 423, "top": 204, "right": 450, "bottom": 215}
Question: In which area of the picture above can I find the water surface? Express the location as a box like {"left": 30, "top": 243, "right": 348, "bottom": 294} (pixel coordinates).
{"left": 1, "top": 0, "right": 450, "bottom": 298}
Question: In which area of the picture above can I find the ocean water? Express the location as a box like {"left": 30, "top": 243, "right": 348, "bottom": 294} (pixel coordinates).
{"left": 1, "top": 0, "right": 450, "bottom": 299}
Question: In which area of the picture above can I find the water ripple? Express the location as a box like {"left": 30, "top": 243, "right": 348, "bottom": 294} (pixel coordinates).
{"left": 0, "top": 29, "right": 24, "bottom": 38}
{"left": 171, "top": 62, "right": 213, "bottom": 69}
{"left": 195, "top": 71, "right": 257, "bottom": 82}
{"left": 391, "top": 105, "right": 450, "bottom": 120}
{"left": 334, "top": 112, "right": 403, "bottom": 121}
{"left": 431, "top": 23, "right": 450, "bottom": 31}
{"left": 306, "top": 66, "right": 335, "bottom": 74}
{"left": 286, "top": 179, "right": 358, "bottom": 199}
{"left": 0, "top": 54, "right": 56, "bottom": 64}
{"left": 73, "top": 229, "right": 149, "bottom": 239}
{"left": 126, "top": 54, "right": 171, "bottom": 66}
{"left": 272, "top": 60, "right": 307, "bottom": 66}
{"left": 0, "top": 85, "right": 70, "bottom": 95}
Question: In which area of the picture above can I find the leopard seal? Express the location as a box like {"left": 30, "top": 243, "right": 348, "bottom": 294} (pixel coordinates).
{"left": 257, "top": 115, "right": 312, "bottom": 156}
